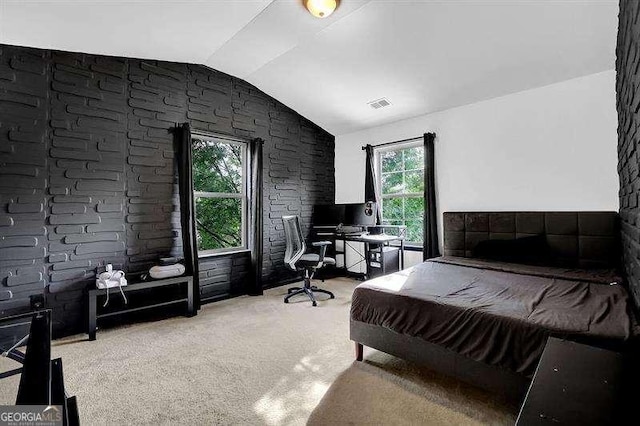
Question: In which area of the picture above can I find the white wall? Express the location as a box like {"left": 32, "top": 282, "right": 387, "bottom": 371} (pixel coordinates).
{"left": 335, "top": 70, "right": 620, "bottom": 249}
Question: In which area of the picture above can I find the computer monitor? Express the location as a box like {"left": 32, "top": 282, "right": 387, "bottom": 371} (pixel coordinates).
{"left": 344, "top": 202, "right": 377, "bottom": 227}
{"left": 312, "top": 204, "right": 345, "bottom": 226}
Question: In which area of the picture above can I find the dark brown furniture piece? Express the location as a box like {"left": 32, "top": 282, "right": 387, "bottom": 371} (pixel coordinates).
{"left": 517, "top": 337, "right": 628, "bottom": 425}
{"left": 442, "top": 211, "right": 619, "bottom": 269}
{"left": 88, "top": 276, "right": 194, "bottom": 340}
{"left": 350, "top": 211, "right": 631, "bottom": 406}
{"left": 1, "top": 310, "right": 80, "bottom": 425}
{"left": 366, "top": 245, "right": 400, "bottom": 279}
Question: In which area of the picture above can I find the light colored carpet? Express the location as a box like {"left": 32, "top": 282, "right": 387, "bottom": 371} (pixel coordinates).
{"left": 309, "top": 353, "right": 515, "bottom": 425}
{"left": 0, "top": 278, "right": 516, "bottom": 425}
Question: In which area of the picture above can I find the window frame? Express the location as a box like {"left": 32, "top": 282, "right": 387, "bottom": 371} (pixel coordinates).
{"left": 374, "top": 139, "right": 424, "bottom": 247}
{"left": 191, "top": 131, "right": 249, "bottom": 257}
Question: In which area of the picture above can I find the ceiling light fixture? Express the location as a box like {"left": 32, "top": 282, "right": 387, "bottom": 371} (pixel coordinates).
{"left": 305, "top": 0, "right": 337, "bottom": 19}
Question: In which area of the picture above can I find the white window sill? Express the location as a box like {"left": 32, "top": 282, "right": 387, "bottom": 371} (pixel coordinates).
{"left": 198, "top": 248, "right": 251, "bottom": 259}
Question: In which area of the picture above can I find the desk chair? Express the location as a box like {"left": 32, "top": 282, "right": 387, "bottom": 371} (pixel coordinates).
{"left": 282, "top": 215, "right": 335, "bottom": 306}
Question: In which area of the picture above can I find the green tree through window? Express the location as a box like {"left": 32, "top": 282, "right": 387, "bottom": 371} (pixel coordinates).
{"left": 192, "top": 135, "right": 246, "bottom": 254}
{"left": 378, "top": 144, "right": 424, "bottom": 245}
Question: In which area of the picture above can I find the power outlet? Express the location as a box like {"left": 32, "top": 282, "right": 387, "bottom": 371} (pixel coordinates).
{"left": 30, "top": 294, "right": 45, "bottom": 310}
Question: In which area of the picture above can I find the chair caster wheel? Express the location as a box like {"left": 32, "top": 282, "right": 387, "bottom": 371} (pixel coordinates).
{"left": 284, "top": 299, "right": 289, "bottom": 304}
{"left": 312, "top": 302, "right": 317, "bottom": 307}
{"left": 330, "top": 295, "right": 335, "bottom": 299}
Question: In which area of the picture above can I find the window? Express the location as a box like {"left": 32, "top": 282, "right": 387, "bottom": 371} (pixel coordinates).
{"left": 192, "top": 134, "right": 247, "bottom": 255}
{"left": 377, "top": 142, "right": 424, "bottom": 246}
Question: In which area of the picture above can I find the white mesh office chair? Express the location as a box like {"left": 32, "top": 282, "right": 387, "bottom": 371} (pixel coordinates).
{"left": 282, "top": 215, "right": 335, "bottom": 306}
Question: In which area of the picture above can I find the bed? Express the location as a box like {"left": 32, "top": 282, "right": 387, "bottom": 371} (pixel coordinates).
{"left": 350, "top": 212, "right": 639, "bottom": 403}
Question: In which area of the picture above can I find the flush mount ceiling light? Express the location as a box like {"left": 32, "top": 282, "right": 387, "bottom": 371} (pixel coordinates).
{"left": 305, "top": 0, "right": 338, "bottom": 18}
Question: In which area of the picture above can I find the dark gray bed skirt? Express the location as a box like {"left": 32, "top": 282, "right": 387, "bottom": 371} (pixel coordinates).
{"left": 350, "top": 319, "right": 530, "bottom": 407}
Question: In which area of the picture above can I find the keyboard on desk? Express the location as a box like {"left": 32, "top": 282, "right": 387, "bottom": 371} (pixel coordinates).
{"left": 342, "top": 233, "right": 402, "bottom": 242}
{"left": 360, "top": 234, "right": 393, "bottom": 241}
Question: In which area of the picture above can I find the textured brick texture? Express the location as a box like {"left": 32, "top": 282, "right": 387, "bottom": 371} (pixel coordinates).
{"left": 0, "top": 44, "right": 335, "bottom": 333}
{"left": 617, "top": 0, "right": 640, "bottom": 308}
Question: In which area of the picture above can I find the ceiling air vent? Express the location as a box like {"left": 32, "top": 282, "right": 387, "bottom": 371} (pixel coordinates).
{"left": 368, "top": 98, "right": 392, "bottom": 110}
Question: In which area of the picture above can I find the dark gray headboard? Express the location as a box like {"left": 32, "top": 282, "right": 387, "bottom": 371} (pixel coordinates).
{"left": 443, "top": 211, "right": 620, "bottom": 269}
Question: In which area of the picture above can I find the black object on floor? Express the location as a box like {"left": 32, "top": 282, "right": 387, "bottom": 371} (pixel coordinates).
{"left": 3, "top": 310, "right": 80, "bottom": 425}
{"left": 16, "top": 310, "right": 51, "bottom": 405}
{"left": 516, "top": 337, "right": 628, "bottom": 425}
{"left": 51, "top": 357, "right": 80, "bottom": 426}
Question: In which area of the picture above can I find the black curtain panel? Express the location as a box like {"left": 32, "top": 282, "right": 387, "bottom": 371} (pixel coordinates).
{"left": 364, "top": 144, "right": 382, "bottom": 224}
{"left": 174, "top": 123, "right": 200, "bottom": 309}
{"left": 423, "top": 132, "right": 440, "bottom": 260}
{"left": 248, "top": 138, "right": 264, "bottom": 296}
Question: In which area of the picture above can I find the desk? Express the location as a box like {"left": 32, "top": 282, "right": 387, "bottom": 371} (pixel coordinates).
{"left": 340, "top": 233, "right": 405, "bottom": 279}
{"left": 342, "top": 233, "right": 405, "bottom": 269}
{"left": 312, "top": 226, "right": 406, "bottom": 279}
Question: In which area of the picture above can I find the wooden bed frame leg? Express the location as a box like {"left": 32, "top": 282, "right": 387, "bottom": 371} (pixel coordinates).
{"left": 355, "top": 342, "right": 363, "bottom": 361}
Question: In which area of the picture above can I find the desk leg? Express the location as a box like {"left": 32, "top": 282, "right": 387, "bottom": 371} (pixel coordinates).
{"left": 88, "top": 292, "right": 97, "bottom": 341}
{"left": 400, "top": 240, "right": 405, "bottom": 269}
{"left": 186, "top": 279, "right": 195, "bottom": 317}
{"left": 364, "top": 242, "right": 369, "bottom": 280}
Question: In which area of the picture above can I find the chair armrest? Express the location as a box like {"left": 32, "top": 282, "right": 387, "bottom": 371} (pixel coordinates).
{"left": 311, "top": 241, "right": 332, "bottom": 264}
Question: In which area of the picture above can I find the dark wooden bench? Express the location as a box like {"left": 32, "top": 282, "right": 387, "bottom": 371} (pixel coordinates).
{"left": 87, "top": 276, "right": 194, "bottom": 340}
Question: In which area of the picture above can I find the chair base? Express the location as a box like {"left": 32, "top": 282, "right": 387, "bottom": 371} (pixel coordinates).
{"left": 284, "top": 275, "right": 334, "bottom": 307}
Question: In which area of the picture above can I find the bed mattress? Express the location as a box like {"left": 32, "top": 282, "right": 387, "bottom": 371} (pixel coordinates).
{"left": 350, "top": 256, "right": 638, "bottom": 377}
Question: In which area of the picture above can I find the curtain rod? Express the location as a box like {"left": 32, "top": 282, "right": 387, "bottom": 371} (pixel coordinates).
{"left": 361, "top": 133, "right": 433, "bottom": 150}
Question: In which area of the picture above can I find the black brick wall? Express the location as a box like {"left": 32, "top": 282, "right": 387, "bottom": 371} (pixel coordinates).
{"left": 617, "top": 0, "right": 640, "bottom": 308}
{"left": 0, "top": 44, "right": 335, "bottom": 334}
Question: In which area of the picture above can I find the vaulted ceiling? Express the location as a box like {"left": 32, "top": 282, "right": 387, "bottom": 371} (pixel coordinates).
{"left": 0, "top": 0, "right": 618, "bottom": 135}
